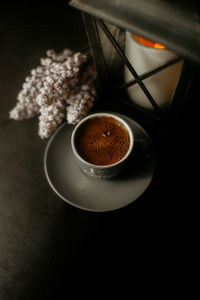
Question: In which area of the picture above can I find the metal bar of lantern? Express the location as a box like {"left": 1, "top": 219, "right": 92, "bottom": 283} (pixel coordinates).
{"left": 82, "top": 12, "right": 108, "bottom": 89}
{"left": 96, "top": 19, "right": 164, "bottom": 118}
{"left": 118, "top": 57, "right": 182, "bottom": 91}
{"left": 81, "top": 13, "right": 109, "bottom": 90}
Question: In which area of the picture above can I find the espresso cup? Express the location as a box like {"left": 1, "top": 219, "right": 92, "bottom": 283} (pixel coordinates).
{"left": 71, "top": 112, "right": 134, "bottom": 179}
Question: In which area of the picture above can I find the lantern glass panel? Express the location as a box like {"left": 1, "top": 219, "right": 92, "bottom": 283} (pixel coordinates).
{"left": 76, "top": 10, "right": 197, "bottom": 137}
{"left": 96, "top": 21, "right": 126, "bottom": 88}
{"left": 93, "top": 18, "right": 186, "bottom": 117}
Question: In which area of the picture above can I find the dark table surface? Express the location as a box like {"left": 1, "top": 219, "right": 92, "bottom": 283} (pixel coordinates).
{"left": 0, "top": 2, "right": 198, "bottom": 299}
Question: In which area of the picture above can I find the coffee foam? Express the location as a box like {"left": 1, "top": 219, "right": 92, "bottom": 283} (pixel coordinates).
{"left": 75, "top": 116, "right": 131, "bottom": 166}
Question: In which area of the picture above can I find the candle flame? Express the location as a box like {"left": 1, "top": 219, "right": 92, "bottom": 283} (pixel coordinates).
{"left": 133, "top": 34, "right": 166, "bottom": 49}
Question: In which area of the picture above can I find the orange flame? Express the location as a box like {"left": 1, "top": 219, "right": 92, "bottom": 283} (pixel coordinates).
{"left": 133, "top": 34, "right": 166, "bottom": 49}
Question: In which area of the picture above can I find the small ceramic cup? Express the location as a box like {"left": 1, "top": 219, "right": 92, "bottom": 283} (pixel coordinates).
{"left": 71, "top": 112, "right": 134, "bottom": 179}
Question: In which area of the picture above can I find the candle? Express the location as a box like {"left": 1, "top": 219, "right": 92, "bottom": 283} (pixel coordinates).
{"left": 125, "top": 32, "right": 184, "bottom": 111}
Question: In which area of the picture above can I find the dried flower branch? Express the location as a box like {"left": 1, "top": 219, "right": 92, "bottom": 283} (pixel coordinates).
{"left": 9, "top": 48, "right": 96, "bottom": 138}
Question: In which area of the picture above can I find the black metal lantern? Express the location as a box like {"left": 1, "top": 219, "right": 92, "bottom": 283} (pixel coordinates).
{"left": 69, "top": 0, "right": 200, "bottom": 139}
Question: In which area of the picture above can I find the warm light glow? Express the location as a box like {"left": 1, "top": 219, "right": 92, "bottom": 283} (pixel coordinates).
{"left": 133, "top": 34, "right": 166, "bottom": 49}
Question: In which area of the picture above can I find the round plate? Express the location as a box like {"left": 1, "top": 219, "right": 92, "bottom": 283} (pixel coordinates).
{"left": 44, "top": 114, "right": 155, "bottom": 212}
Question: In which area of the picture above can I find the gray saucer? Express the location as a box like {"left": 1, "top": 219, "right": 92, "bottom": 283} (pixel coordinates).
{"left": 44, "top": 114, "right": 155, "bottom": 212}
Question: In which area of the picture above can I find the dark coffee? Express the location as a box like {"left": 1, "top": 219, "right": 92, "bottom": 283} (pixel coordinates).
{"left": 75, "top": 116, "right": 131, "bottom": 166}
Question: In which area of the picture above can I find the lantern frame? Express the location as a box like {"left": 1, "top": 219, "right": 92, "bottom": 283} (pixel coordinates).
{"left": 70, "top": 0, "right": 199, "bottom": 138}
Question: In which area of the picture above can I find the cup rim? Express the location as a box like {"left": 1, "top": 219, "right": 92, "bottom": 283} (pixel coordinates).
{"left": 71, "top": 112, "right": 134, "bottom": 169}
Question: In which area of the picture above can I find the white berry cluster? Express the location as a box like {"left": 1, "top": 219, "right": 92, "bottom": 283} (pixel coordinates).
{"left": 9, "top": 49, "right": 96, "bottom": 138}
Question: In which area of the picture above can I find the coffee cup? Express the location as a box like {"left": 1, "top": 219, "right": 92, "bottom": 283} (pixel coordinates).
{"left": 71, "top": 112, "right": 134, "bottom": 179}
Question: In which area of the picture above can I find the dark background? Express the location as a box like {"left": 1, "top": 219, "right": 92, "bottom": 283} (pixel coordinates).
{"left": 0, "top": 1, "right": 198, "bottom": 299}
